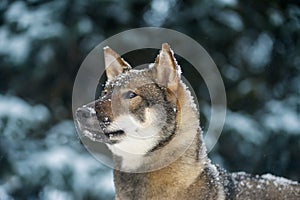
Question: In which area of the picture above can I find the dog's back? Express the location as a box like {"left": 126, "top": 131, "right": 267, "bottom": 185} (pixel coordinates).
{"left": 220, "top": 167, "right": 299, "bottom": 199}
{"left": 228, "top": 172, "right": 300, "bottom": 199}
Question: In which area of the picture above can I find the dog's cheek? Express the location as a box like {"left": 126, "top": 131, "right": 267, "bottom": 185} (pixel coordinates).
{"left": 128, "top": 96, "right": 148, "bottom": 122}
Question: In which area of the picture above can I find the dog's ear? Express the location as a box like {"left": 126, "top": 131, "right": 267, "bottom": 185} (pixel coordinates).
{"left": 152, "top": 43, "right": 181, "bottom": 93}
{"left": 104, "top": 47, "right": 131, "bottom": 81}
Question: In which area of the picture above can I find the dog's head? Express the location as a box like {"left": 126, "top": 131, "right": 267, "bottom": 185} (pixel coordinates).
{"left": 75, "top": 43, "right": 183, "bottom": 156}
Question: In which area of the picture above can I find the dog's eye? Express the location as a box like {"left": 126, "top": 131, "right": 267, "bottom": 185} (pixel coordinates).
{"left": 123, "top": 91, "right": 137, "bottom": 99}
{"left": 102, "top": 89, "right": 108, "bottom": 96}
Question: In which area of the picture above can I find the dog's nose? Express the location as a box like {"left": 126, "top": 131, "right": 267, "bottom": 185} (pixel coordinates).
{"left": 76, "top": 107, "right": 95, "bottom": 120}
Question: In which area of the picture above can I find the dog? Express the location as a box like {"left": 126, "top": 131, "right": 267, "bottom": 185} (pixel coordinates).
{"left": 75, "top": 43, "right": 300, "bottom": 199}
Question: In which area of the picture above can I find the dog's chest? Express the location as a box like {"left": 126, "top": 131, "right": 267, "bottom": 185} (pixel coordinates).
{"left": 114, "top": 165, "right": 203, "bottom": 200}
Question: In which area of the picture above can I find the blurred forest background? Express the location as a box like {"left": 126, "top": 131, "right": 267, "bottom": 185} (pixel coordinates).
{"left": 0, "top": 0, "right": 299, "bottom": 199}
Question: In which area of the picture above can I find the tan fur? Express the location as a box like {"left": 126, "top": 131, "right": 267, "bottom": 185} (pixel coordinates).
{"left": 113, "top": 80, "right": 215, "bottom": 199}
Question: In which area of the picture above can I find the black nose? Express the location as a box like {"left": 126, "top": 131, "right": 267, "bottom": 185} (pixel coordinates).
{"left": 76, "top": 107, "right": 95, "bottom": 120}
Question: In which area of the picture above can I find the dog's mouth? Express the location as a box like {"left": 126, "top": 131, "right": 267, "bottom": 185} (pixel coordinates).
{"left": 104, "top": 130, "right": 125, "bottom": 141}
{"left": 76, "top": 120, "right": 125, "bottom": 144}
{"left": 77, "top": 123, "right": 125, "bottom": 144}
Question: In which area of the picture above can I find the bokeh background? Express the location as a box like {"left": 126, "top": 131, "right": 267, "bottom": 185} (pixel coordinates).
{"left": 0, "top": 0, "right": 299, "bottom": 199}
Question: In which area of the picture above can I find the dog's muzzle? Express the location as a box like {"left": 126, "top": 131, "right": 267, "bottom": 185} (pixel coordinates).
{"left": 74, "top": 103, "right": 111, "bottom": 143}
{"left": 75, "top": 102, "right": 124, "bottom": 144}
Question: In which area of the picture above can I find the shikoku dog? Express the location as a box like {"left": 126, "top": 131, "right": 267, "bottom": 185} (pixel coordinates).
{"left": 75, "top": 43, "right": 300, "bottom": 199}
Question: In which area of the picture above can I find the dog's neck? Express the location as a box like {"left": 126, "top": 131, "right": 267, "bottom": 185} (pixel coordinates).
{"left": 113, "top": 82, "right": 210, "bottom": 199}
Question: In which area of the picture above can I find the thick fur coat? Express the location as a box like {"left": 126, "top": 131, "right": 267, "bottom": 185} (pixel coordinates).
{"left": 75, "top": 43, "right": 300, "bottom": 200}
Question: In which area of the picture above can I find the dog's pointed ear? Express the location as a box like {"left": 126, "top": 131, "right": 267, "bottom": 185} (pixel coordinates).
{"left": 104, "top": 47, "right": 131, "bottom": 81}
{"left": 152, "top": 43, "right": 181, "bottom": 92}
